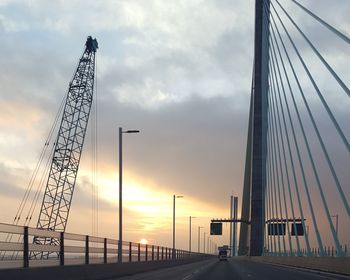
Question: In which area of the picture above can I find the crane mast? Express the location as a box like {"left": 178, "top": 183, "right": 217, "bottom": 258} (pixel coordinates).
{"left": 33, "top": 37, "right": 98, "bottom": 258}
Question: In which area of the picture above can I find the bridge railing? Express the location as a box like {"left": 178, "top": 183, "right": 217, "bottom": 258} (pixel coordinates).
{"left": 263, "top": 244, "right": 349, "bottom": 257}
{"left": 0, "top": 223, "right": 207, "bottom": 269}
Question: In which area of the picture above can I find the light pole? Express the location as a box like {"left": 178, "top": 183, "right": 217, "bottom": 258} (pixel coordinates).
{"left": 198, "top": 226, "right": 203, "bottom": 253}
{"left": 189, "top": 216, "right": 196, "bottom": 253}
{"left": 118, "top": 127, "right": 140, "bottom": 263}
{"left": 203, "top": 232, "right": 206, "bottom": 253}
{"left": 208, "top": 237, "right": 211, "bottom": 254}
{"left": 173, "top": 194, "right": 183, "bottom": 259}
{"left": 331, "top": 214, "right": 339, "bottom": 237}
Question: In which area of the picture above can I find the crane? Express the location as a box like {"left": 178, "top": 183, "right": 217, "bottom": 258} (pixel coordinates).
{"left": 32, "top": 36, "right": 98, "bottom": 259}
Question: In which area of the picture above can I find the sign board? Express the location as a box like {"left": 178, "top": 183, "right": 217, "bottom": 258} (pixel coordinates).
{"left": 210, "top": 222, "right": 222, "bottom": 235}
{"left": 268, "top": 223, "right": 286, "bottom": 235}
{"left": 291, "top": 223, "right": 304, "bottom": 236}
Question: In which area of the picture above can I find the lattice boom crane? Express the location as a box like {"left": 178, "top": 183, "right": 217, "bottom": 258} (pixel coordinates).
{"left": 33, "top": 37, "right": 98, "bottom": 257}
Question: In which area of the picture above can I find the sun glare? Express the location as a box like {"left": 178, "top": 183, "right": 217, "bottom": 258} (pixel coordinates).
{"left": 140, "top": 238, "right": 148, "bottom": 245}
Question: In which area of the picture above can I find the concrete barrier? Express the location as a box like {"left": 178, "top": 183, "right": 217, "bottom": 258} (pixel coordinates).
{"left": 249, "top": 256, "right": 350, "bottom": 275}
{"left": 0, "top": 256, "right": 212, "bottom": 280}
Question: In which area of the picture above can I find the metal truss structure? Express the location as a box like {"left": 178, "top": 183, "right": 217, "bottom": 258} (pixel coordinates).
{"left": 32, "top": 37, "right": 98, "bottom": 259}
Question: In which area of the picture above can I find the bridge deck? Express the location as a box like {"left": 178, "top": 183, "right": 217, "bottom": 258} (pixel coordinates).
{"left": 116, "top": 258, "right": 350, "bottom": 280}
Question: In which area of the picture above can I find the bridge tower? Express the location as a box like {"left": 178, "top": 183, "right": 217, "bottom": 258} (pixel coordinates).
{"left": 239, "top": 0, "right": 270, "bottom": 256}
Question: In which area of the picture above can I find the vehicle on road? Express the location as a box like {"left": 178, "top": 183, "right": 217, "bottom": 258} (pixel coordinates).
{"left": 218, "top": 246, "right": 228, "bottom": 261}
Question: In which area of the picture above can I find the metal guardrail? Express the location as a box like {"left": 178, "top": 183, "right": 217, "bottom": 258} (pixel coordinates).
{"left": 263, "top": 245, "right": 349, "bottom": 257}
{"left": 0, "top": 223, "right": 207, "bottom": 269}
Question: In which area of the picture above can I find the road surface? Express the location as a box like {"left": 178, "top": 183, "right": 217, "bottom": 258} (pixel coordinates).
{"left": 114, "top": 258, "right": 350, "bottom": 280}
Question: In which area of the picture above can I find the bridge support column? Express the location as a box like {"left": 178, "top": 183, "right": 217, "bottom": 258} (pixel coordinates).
{"left": 249, "top": 0, "right": 270, "bottom": 256}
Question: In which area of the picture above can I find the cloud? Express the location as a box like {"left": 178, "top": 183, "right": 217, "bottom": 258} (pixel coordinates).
{"left": 0, "top": 0, "right": 349, "bottom": 249}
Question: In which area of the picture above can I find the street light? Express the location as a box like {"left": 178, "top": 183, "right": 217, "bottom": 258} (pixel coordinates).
{"left": 173, "top": 194, "right": 184, "bottom": 259}
{"left": 203, "top": 232, "right": 206, "bottom": 253}
{"left": 118, "top": 127, "right": 140, "bottom": 263}
{"left": 208, "top": 237, "right": 211, "bottom": 254}
{"left": 189, "top": 216, "right": 196, "bottom": 253}
{"left": 209, "top": 239, "right": 211, "bottom": 254}
{"left": 331, "top": 214, "right": 339, "bottom": 237}
{"left": 198, "top": 226, "right": 203, "bottom": 253}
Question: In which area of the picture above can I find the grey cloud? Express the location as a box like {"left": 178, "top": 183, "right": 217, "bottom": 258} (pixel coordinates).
{"left": 94, "top": 94, "right": 249, "bottom": 206}
{"left": 0, "top": 0, "right": 348, "bottom": 246}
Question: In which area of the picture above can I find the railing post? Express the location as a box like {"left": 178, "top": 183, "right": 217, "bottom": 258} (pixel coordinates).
{"left": 152, "top": 245, "right": 154, "bottom": 261}
{"left": 138, "top": 243, "right": 141, "bottom": 262}
{"left": 161, "top": 247, "right": 164, "bottom": 260}
{"left": 165, "top": 247, "right": 167, "bottom": 260}
{"left": 23, "top": 226, "right": 29, "bottom": 268}
{"left": 60, "top": 232, "right": 65, "bottom": 266}
{"left": 145, "top": 244, "right": 148, "bottom": 261}
{"left": 85, "top": 235, "right": 89, "bottom": 265}
{"left": 157, "top": 246, "right": 159, "bottom": 261}
{"left": 129, "top": 242, "right": 132, "bottom": 262}
{"left": 103, "top": 238, "right": 107, "bottom": 264}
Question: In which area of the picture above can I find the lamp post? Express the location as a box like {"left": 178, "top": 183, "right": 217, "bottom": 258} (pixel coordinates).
{"left": 198, "top": 226, "right": 203, "bottom": 253}
{"left": 173, "top": 194, "right": 183, "bottom": 259}
{"left": 331, "top": 214, "right": 339, "bottom": 237}
{"left": 203, "top": 232, "right": 206, "bottom": 253}
{"left": 189, "top": 216, "right": 196, "bottom": 253}
{"left": 208, "top": 237, "right": 211, "bottom": 254}
{"left": 118, "top": 127, "right": 140, "bottom": 263}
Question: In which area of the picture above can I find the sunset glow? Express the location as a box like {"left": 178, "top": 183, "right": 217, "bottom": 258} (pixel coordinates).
{"left": 140, "top": 238, "right": 148, "bottom": 245}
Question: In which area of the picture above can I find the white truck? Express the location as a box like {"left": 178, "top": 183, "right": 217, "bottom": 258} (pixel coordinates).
{"left": 218, "top": 246, "right": 229, "bottom": 261}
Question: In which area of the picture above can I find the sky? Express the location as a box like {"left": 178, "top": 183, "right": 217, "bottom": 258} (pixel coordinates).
{"left": 0, "top": 0, "right": 349, "bottom": 253}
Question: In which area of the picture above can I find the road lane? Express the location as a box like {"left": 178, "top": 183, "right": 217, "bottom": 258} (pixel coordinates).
{"left": 113, "top": 259, "right": 216, "bottom": 280}
{"left": 114, "top": 258, "right": 350, "bottom": 280}
{"left": 193, "top": 258, "right": 350, "bottom": 280}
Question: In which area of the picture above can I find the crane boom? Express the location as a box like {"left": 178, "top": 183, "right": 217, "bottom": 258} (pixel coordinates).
{"left": 32, "top": 37, "right": 98, "bottom": 258}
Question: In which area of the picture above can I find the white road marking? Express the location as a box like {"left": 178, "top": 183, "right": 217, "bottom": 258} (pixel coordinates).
{"left": 181, "top": 260, "right": 216, "bottom": 280}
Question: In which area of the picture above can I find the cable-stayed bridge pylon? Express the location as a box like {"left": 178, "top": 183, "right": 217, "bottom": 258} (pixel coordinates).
{"left": 239, "top": 0, "right": 350, "bottom": 257}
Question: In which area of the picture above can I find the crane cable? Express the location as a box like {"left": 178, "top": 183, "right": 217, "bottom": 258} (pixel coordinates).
{"left": 91, "top": 52, "right": 99, "bottom": 238}
{"left": 0, "top": 52, "right": 84, "bottom": 260}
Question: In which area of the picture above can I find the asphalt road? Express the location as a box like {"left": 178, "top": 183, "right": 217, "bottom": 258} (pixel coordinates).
{"left": 114, "top": 258, "right": 350, "bottom": 280}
